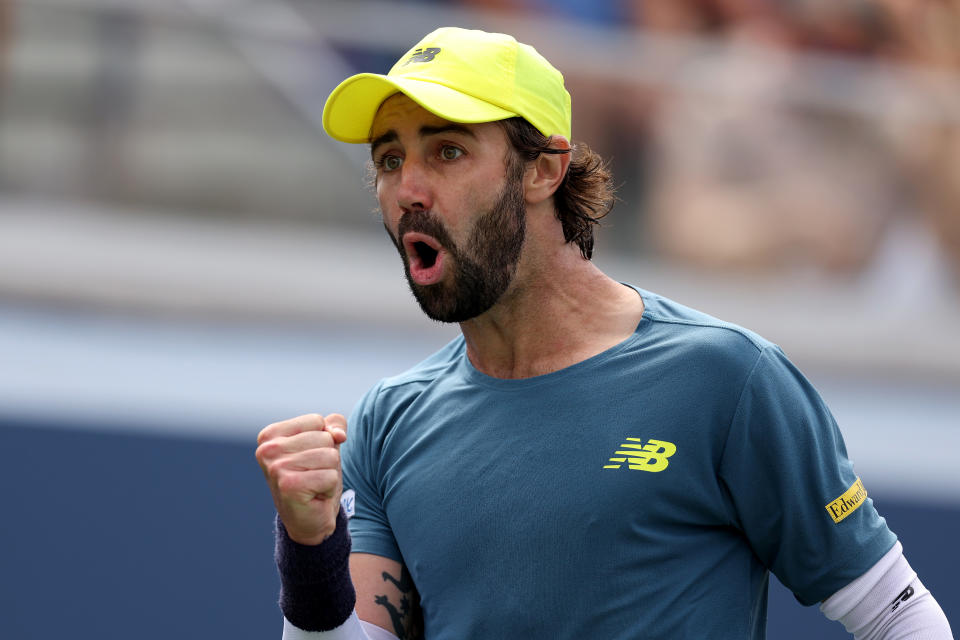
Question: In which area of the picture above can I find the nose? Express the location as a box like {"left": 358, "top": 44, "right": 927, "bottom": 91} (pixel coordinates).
{"left": 395, "top": 157, "right": 434, "bottom": 213}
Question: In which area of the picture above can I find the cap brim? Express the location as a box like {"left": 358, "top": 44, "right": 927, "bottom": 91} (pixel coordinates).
{"left": 322, "top": 73, "right": 517, "bottom": 144}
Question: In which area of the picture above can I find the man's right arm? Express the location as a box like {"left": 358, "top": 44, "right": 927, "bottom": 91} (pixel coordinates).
{"left": 257, "top": 414, "right": 423, "bottom": 640}
{"left": 275, "top": 537, "right": 422, "bottom": 639}
{"left": 351, "top": 553, "right": 424, "bottom": 640}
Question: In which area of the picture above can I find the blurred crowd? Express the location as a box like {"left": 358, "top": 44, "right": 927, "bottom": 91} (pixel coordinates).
{"left": 0, "top": 1, "right": 9, "bottom": 81}
{"left": 460, "top": 0, "right": 960, "bottom": 283}
{"left": 2, "top": 0, "right": 959, "bottom": 286}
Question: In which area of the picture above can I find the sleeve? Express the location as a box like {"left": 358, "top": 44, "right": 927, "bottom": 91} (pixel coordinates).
{"left": 820, "top": 541, "right": 954, "bottom": 639}
{"left": 341, "top": 382, "right": 404, "bottom": 563}
{"left": 718, "top": 346, "right": 898, "bottom": 606}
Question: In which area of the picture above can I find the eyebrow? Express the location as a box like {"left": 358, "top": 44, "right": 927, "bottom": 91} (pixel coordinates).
{"left": 369, "top": 131, "right": 398, "bottom": 159}
{"left": 419, "top": 123, "right": 477, "bottom": 139}
{"left": 369, "top": 123, "right": 477, "bottom": 159}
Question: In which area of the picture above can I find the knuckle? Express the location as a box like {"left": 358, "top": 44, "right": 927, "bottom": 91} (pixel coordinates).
{"left": 265, "top": 459, "right": 286, "bottom": 480}
{"left": 276, "top": 472, "right": 299, "bottom": 495}
{"left": 318, "top": 468, "right": 340, "bottom": 487}
{"left": 257, "top": 424, "right": 276, "bottom": 445}
{"left": 258, "top": 439, "right": 281, "bottom": 460}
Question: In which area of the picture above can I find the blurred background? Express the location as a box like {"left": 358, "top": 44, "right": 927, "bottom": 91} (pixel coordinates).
{"left": 1, "top": 0, "right": 957, "bottom": 637}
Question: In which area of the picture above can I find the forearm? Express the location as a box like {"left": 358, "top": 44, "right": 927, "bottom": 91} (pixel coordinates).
{"left": 275, "top": 509, "right": 401, "bottom": 639}
{"left": 275, "top": 508, "right": 356, "bottom": 632}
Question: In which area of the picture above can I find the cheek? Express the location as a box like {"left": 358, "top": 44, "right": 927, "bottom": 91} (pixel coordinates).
{"left": 460, "top": 178, "right": 503, "bottom": 219}
{"left": 377, "top": 182, "right": 400, "bottom": 230}
{"left": 375, "top": 178, "right": 388, "bottom": 209}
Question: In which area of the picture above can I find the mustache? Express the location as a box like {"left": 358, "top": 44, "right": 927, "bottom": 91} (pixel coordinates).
{"left": 389, "top": 209, "right": 457, "bottom": 253}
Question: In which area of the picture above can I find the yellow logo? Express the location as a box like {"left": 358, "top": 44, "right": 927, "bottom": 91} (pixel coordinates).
{"left": 604, "top": 438, "right": 676, "bottom": 472}
{"left": 825, "top": 477, "right": 868, "bottom": 524}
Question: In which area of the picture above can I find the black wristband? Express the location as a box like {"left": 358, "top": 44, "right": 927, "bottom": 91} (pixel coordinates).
{"left": 275, "top": 508, "right": 356, "bottom": 631}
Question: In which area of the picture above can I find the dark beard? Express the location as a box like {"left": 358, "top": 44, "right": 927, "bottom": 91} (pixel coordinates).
{"left": 388, "top": 165, "right": 526, "bottom": 323}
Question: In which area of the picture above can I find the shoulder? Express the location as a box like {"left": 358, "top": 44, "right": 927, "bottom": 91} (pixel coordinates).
{"left": 379, "top": 335, "right": 466, "bottom": 391}
{"left": 634, "top": 287, "right": 775, "bottom": 373}
{"left": 350, "top": 335, "right": 466, "bottom": 429}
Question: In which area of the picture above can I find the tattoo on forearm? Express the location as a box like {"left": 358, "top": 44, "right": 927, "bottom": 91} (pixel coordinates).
{"left": 373, "top": 566, "right": 424, "bottom": 640}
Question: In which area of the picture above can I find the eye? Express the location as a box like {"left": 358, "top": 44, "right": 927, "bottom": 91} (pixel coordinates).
{"left": 440, "top": 145, "right": 463, "bottom": 161}
{"left": 379, "top": 155, "right": 403, "bottom": 172}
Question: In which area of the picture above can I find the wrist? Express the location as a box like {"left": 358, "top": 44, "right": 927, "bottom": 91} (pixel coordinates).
{"left": 275, "top": 507, "right": 356, "bottom": 631}
{"left": 284, "top": 519, "right": 337, "bottom": 547}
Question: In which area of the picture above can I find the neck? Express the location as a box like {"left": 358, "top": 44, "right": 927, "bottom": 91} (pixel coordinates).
{"left": 459, "top": 249, "right": 644, "bottom": 379}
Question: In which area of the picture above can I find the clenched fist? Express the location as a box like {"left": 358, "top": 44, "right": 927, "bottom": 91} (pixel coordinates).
{"left": 256, "top": 413, "right": 348, "bottom": 546}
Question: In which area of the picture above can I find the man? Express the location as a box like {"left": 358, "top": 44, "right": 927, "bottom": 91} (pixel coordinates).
{"left": 256, "top": 27, "right": 953, "bottom": 640}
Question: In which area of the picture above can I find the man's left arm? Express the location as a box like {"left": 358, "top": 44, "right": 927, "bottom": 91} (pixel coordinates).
{"left": 718, "top": 346, "right": 952, "bottom": 636}
{"left": 821, "top": 541, "right": 953, "bottom": 639}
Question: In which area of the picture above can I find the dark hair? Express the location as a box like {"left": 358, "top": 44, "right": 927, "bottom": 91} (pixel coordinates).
{"left": 499, "top": 117, "right": 615, "bottom": 259}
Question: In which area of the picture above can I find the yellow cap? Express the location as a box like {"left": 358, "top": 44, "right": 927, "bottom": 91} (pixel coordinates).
{"left": 322, "top": 27, "right": 571, "bottom": 144}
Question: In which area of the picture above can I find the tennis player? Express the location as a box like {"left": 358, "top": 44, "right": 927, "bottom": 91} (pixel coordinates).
{"left": 256, "top": 27, "right": 953, "bottom": 640}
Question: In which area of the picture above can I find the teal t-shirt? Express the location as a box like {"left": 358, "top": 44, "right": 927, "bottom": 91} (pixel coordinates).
{"left": 341, "top": 288, "right": 896, "bottom": 639}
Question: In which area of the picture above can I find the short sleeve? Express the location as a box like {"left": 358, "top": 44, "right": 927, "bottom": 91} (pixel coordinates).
{"left": 341, "top": 383, "right": 404, "bottom": 563}
{"left": 718, "top": 346, "right": 896, "bottom": 605}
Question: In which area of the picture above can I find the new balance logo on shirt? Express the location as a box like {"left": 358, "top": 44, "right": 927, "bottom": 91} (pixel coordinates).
{"left": 604, "top": 438, "right": 677, "bottom": 472}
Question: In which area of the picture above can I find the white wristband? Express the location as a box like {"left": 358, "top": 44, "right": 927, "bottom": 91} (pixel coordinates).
{"left": 282, "top": 611, "right": 399, "bottom": 640}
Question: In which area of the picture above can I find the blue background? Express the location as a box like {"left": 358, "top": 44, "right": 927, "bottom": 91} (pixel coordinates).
{"left": 1, "top": 303, "right": 957, "bottom": 638}
{"left": 2, "top": 415, "right": 956, "bottom": 638}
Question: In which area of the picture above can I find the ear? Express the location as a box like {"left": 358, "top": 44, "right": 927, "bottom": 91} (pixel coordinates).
{"left": 523, "top": 136, "right": 572, "bottom": 205}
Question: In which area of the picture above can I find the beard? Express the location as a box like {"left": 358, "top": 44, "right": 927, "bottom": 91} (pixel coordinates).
{"left": 387, "top": 163, "right": 527, "bottom": 323}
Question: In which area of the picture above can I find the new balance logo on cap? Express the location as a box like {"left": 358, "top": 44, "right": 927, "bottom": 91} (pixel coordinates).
{"left": 403, "top": 47, "right": 441, "bottom": 66}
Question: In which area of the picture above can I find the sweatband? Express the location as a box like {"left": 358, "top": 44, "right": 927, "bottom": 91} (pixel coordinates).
{"left": 821, "top": 541, "right": 909, "bottom": 623}
{"left": 821, "top": 541, "right": 953, "bottom": 639}
{"left": 275, "top": 508, "right": 356, "bottom": 632}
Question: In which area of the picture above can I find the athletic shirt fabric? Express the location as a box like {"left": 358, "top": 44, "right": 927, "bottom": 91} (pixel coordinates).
{"left": 341, "top": 287, "right": 896, "bottom": 639}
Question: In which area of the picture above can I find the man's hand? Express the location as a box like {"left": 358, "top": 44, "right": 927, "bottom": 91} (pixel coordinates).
{"left": 256, "top": 413, "right": 348, "bottom": 546}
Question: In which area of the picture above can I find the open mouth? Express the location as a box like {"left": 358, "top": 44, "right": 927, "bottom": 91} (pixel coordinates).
{"left": 402, "top": 232, "right": 446, "bottom": 285}
{"left": 413, "top": 241, "right": 439, "bottom": 269}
